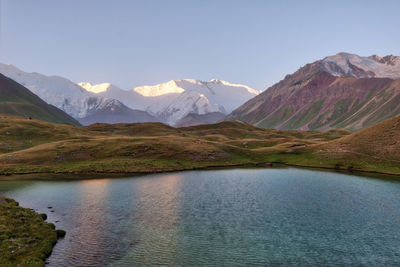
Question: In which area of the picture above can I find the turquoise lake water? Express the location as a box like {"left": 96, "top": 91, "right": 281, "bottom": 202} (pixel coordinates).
{"left": 1, "top": 168, "right": 400, "bottom": 266}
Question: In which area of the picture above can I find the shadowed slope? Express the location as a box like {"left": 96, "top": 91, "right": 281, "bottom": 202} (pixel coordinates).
{"left": 0, "top": 74, "right": 80, "bottom": 126}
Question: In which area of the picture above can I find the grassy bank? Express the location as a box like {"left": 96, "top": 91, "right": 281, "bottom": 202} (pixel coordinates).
{"left": 0, "top": 197, "right": 65, "bottom": 266}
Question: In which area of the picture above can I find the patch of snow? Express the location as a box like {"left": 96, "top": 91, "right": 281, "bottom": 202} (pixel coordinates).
{"left": 320, "top": 52, "right": 400, "bottom": 79}
{"left": 78, "top": 82, "right": 112, "bottom": 93}
{"left": 134, "top": 80, "right": 185, "bottom": 96}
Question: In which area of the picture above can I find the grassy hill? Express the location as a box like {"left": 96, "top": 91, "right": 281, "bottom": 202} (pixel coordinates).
{"left": 311, "top": 114, "right": 400, "bottom": 174}
{"left": 0, "top": 74, "right": 80, "bottom": 126}
{"left": 0, "top": 114, "right": 399, "bottom": 178}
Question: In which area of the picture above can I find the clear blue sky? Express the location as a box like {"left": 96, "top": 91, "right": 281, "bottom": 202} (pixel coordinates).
{"left": 1, "top": 0, "right": 399, "bottom": 90}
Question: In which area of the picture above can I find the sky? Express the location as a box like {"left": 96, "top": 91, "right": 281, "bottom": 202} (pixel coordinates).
{"left": 0, "top": 0, "right": 400, "bottom": 91}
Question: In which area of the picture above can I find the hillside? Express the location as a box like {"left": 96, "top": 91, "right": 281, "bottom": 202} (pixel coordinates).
{"left": 175, "top": 112, "right": 226, "bottom": 127}
{"left": 0, "top": 74, "right": 80, "bottom": 126}
{"left": 0, "top": 114, "right": 398, "bottom": 178}
{"left": 0, "top": 116, "right": 349, "bottom": 177}
{"left": 226, "top": 53, "right": 400, "bottom": 131}
{"left": 312, "top": 114, "right": 400, "bottom": 173}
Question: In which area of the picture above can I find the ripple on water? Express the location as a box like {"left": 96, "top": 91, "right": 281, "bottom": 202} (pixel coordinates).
{"left": 1, "top": 168, "right": 400, "bottom": 266}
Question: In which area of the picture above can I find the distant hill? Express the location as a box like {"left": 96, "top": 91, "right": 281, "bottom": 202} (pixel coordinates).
{"left": 0, "top": 74, "right": 80, "bottom": 126}
{"left": 174, "top": 112, "right": 226, "bottom": 127}
{"left": 226, "top": 52, "right": 400, "bottom": 131}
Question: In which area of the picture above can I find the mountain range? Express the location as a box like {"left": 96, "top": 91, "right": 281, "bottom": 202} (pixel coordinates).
{"left": 79, "top": 79, "right": 260, "bottom": 125}
{"left": 1, "top": 52, "right": 400, "bottom": 131}
{"left": 0, "top": 63, "right": 157, "bottom": 126}
{"left": 0, "top": 62, "right": 260, "bottom": 126}
{"left": 226, "top": 52, "right": 400, "bottom": 131}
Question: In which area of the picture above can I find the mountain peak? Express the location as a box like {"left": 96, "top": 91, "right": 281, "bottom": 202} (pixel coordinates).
{"left": 133, "top": 80, "right": 184, "bottom": 97}
{"left": 0, "top": 62, "right": 23, "bottom": 74}
{"left": 368, "top": 54, "right": 400, "bottom": 66}
{"left": 78, "top": 82, "right": 113, "bottom": 93}
{"left": 320, "top": 52, "right": 400, "bottom": 79}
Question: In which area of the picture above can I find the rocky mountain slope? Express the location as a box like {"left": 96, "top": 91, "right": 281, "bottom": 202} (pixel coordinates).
{"left": 78, "top": 99, "right": 159, "bottom": 125}
{"left": 0, "top": 63, "right": 157, "bottom": 125}
{"left": 0, "top": 73, "right": 80, "bottom": 126}
{"left": 81, "top": 79, "right": 260, "bottom": 125}
{"left": 226, "top": 52, "right": 400, "bottom": 131}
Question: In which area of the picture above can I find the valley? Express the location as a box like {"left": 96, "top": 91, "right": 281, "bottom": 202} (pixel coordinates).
{"left": 2, "top": 1, "right": 400, "bottom": 266}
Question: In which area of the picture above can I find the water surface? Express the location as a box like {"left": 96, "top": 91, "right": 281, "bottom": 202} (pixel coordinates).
{"left": 1, "top": 168, "right": 400, "bottom": 266}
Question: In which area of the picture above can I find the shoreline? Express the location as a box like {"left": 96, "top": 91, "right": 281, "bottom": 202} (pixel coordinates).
{"left": 0, "top": 161, "right": 399, "bottom": 181}
{"left": 0, "top": 197, "right": 65, "bottom": 266}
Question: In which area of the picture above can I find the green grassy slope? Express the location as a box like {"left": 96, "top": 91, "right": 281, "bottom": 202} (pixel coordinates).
{"left": 0, "top": 74, "right": 80, "bottom": 126}
{"left": 311, "top": 114, "right": 400, "bottom": 174}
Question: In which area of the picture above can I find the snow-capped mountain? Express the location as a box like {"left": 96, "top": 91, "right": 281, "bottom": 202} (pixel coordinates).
{"left": 78, "top": 82, "right": 178, "bottom": 115}
{"left": 0, "top": 73, "right": 80, "bottom": 126}
{"left": 153, "top": 91, "right": 225, "bottom": 124}
{"left": 0, "top": 62, "right": 259, "bottom": 126}
{"left": 134, "top": 80, "right": 185, "bottom": 96}
{"left": 0, "top": 63, "right": 157, "bottom": 125}
{"left": 135, "top": 79, "right": 259, "bottom": 114}
{"left": 78, "top": 98, "right": 159, "bottom": 125}
{"left": 81, "top": 79, "right": 260, "bottom": 125}
{"left": 0, "top": 63, "right": 92, "bottom": 118}
{"left": 320, "top": 52, "right": 400, "bottom": 79}
{"left": 78, "top": 82, "right": 113, "bottom": 93}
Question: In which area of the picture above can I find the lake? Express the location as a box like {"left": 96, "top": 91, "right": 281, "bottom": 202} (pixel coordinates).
{"left": 1, "top": 168, "right": 400, "bottom": 266}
